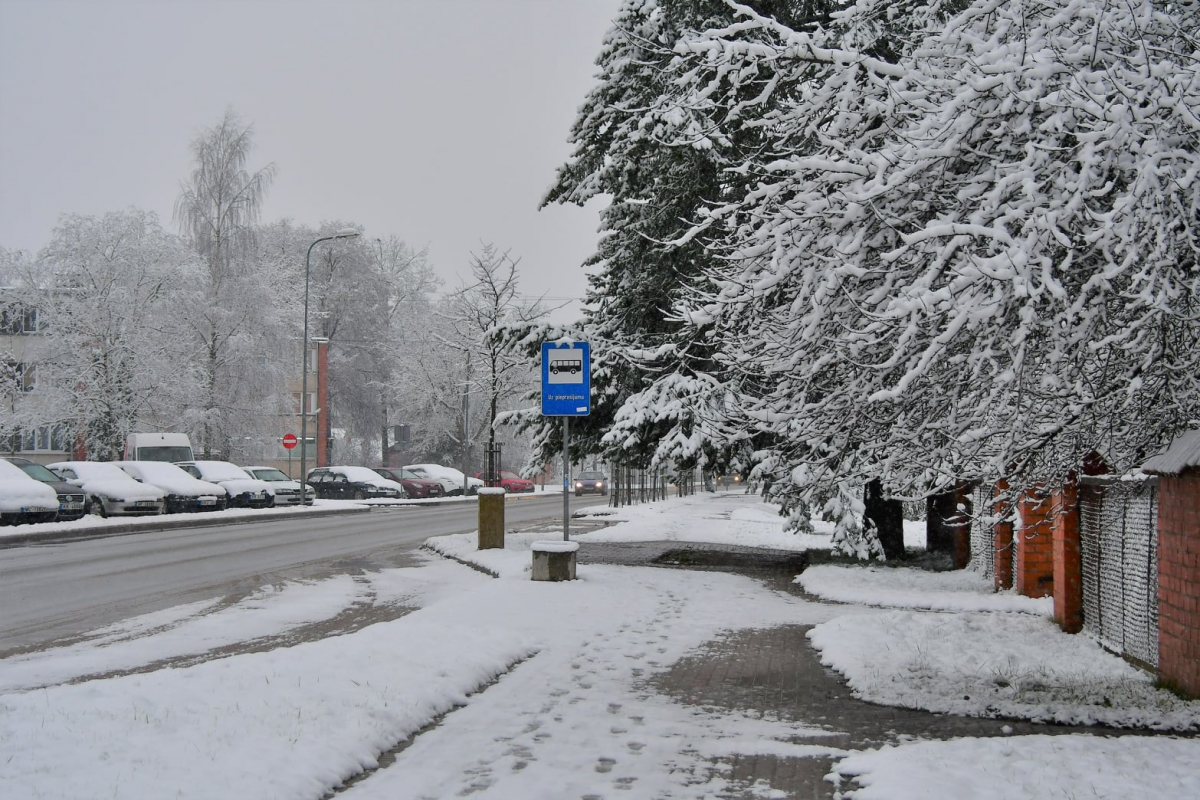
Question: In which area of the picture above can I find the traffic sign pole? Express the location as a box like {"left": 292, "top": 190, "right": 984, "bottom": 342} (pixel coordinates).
{"left": 563, "top": 417, "right": 569, "bottom": 541}
{"left": 282, "top": 433, "right": 299, "bottom": 479}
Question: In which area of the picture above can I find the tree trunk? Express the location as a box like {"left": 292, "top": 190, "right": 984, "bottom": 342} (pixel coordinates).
{"left": 864, "top": 479, "right": 905, "bottom": 560}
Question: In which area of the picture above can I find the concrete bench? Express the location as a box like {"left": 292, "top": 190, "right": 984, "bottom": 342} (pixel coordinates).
{"left": 531, "top": 540, "right": 578, "bottom": 582}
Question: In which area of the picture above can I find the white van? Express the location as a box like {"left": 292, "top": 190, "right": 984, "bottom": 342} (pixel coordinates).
{"left": 124, "top": 432, "right": 195, "bottom": 463}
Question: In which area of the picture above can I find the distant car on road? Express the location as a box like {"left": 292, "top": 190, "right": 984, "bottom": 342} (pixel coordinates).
{"left": 48, "top": 461, "right": 167, "bottom": 517}
{"left": 242, "top": 466, "right": 313, "bottom": 506}
{"left": 476, "top": 469, "right": 536, "bottom": 494}
{"left": 176, "top": 461, "right": 274, "bottom": 508}
{"left": 375, "top": 468, "right": 444, "bottom": 499}
{"left": 573, "top": 471, "right": 608, "bottom": 496}
{"left": 0, "top": 458, "right": 60, "bottom": 525}
{"left": 2, "top": 457, "right": 87, "bottom": 520}
{"left": 306, "top": 466, "right": 403, "bottom": 500}
{"left": 115, "top": 461, "right": 228, "bottom": 513}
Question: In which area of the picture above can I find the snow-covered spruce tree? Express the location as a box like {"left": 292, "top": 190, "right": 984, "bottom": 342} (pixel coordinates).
{"left": 175, "top": 109, "right": 285, "bottom": 460}
{"left": 33, "top": 211, "right": 200, "bottom": 460}
{"left": 538, "top": 0, "right": 834, "bottom": 480}
{"left": 641, "top": 0, "right": 1200, "bottom": 556}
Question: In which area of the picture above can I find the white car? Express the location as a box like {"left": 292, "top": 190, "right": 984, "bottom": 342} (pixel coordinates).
{"left": 48, "top": 461, "right": 167, "bottom": 517}
{"left": 403, "top": 463, "right": 483, "bottom": 497}
{"left": 242, "top": 466, "right": 313, "bottom": 506}
{"left": 0, "top": 458, "right": 60, "bottom": 525}
{"left": 176, "top": 461, "right": 275, "bottom": 508}
{"left": 115, "top": 461, "right": 228, "bottom": 513}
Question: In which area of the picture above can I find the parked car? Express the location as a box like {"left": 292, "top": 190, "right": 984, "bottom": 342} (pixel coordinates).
{"left": 574, "top": 470, "right": 608, "bottom": 496}
{"left": 48, "top": 461, "right": 167, "bottom": 517}
{"left": 306, "top": 466, "right": 403, "bottom": 500}
{"left": 115, "top": 461, "right": 228, "bottom": 513}
{"left": 404, "top": 463, "right": 484, "bottom": 496}
{"left": 2, "top": 456, "right": 87, "bottom": 520}
{"left": 476, "top": 469, "right": 536, "bottom": 494}
{"left": 176, "top": 461, "right": 274, "bottom": 508}
{"left": 0, "top": 458, "right": 60, "bottom": 525}
{"left": 242, "top": 466, "right": 313, "bottom": 506}
{"left": 375, "top": 468, "right": 444, "bottom": 499}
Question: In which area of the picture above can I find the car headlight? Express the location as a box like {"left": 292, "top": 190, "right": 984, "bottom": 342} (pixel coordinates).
{"left": 575, "top": 482, "right": 582, "bottom": 488}
{"left": 596, "top": 482, "right": 603, "bottom": 488}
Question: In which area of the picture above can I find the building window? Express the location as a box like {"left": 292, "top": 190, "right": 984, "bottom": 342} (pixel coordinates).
{"left": 292, "top": 392, "right": 317, "bottom": 415}
{"left": 17, "top": 363, "right": 35, "bottom": 392}
{"left": 1, "top": 303, "right": 39, "bottom": 335}
{"left": 18, "top": 424, "right": 67, "bottom": 453}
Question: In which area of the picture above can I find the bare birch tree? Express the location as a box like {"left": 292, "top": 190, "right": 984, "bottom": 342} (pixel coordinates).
{"left": 174, "top": 109, "right": 281, "bottom": 458}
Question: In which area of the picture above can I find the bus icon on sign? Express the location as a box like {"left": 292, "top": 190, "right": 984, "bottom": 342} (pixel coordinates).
{"left": 549, "top": 359, "right": 581, "bottom": 375}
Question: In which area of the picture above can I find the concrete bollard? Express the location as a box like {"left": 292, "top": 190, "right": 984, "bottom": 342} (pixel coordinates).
{"left": 478, "top": 488, "right": 506, "bottom": 549}
{"left": 531, "top": 540, "right": 578, "bottom": 581}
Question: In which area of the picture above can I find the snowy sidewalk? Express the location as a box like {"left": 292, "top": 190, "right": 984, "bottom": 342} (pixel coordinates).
{"left": 1, "top": 492, "right": 1197, "bottom": 799}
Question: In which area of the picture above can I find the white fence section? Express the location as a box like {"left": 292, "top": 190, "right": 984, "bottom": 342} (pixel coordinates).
{"left": 1079, "top": 476, "right": 1159, "bottom": 668}
{"left": 967, "top": 483, "right": 995, "bottom": 580}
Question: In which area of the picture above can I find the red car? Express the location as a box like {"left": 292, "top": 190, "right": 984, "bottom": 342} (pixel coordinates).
{"left": 476, "top": 469, "right": 535, "bottom": 493}
{"left": 376, "top": 468, "right": 444, "bottom": 499}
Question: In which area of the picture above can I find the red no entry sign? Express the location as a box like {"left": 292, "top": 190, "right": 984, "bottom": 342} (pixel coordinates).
{"left": 282, "top": 433, "right": 298, "bottom": 450}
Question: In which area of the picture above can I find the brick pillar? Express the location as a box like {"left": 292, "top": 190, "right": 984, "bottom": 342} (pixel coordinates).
{"left": 994, "top": 480, "right": 1014, "bottom": 591}
{"left": 316, "top": 341, "right": 330, "bottom": 467}
{"left": 1051, "top": 480, "right": 1082, "bottom": 632}
{"left": 1156, "top": 471, "right": 1200, "bottom": 697}
{"left": 1016, "top": 487, "right": 1055, "bottom": 598}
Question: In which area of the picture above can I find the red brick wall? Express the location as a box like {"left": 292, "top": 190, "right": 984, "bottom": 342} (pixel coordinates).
{"left": 1016, "top": 488, "right": 1055, "bottom": 598}
{"left": 316, "top": 342, "right": 329, "bottom": 468}
{"left": 1157, "top": 471, "right": 1200, "bottom": 697}
{"left": 1052, "top": 481, "right": 1082, "bottom": 633}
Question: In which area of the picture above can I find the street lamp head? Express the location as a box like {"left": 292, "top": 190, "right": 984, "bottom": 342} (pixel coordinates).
{"left": 334, "top": 228, "right": 361, "bottom": 239}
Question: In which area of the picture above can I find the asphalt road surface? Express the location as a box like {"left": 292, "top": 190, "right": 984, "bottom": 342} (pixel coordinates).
{"left": 0, "top": 493, "right": 610, "bottom": 654}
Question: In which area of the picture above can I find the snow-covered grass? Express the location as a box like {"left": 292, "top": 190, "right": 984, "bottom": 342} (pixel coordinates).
{"left": 3, "top": 491, "right": 1197, "bottom": 798}
{"left": 831, "top": 735, "right": 1200, "bottom": 800}
{"left": 574, "top": 491, "right": 928, "bottom": 551}
{"left": 798, "top": 563, "right": 1052, "bottom": 614}
{"left": 809, "top": 610, "right": 1200, "bottom": 730}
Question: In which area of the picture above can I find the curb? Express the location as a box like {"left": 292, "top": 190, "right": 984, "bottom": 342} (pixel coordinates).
{"left": 0, "top": 505, "right": 373, "bottom": 548}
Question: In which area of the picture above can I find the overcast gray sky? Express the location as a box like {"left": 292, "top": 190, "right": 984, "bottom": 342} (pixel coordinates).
{"left": 0, "top": 0, "right": 619, "bottom": 317}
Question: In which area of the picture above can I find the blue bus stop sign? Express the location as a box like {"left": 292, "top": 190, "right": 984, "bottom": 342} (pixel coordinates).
{"left": 541, "top": 342, "right": 590, "bottom": 416}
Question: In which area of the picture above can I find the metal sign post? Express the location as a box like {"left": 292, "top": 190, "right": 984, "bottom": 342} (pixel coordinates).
{"left": 541, "top": 341, "right": 591, "bottom": 541}
{"left": 563, "top": 417, "right": 570, "bottom": 540}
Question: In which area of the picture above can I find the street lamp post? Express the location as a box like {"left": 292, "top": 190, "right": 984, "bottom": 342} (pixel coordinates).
{"left": 300, "top": 229, "right": 359, "bottom": 496}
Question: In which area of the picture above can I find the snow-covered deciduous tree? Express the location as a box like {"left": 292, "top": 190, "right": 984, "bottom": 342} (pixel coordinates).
{"left": 175, "top": 109, "right": 286, "bottom": 459}
{"left": 31, "top": 210, "right": 200, "bottom": 460}
{"left": 551, "top": 0, "right": 1200, "bottom": 558}
{"left": 411, "top": 245, "right": 548, "bottom": 482}
{"left": 321, "top": 233, "right": 435, "bottom": 465}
